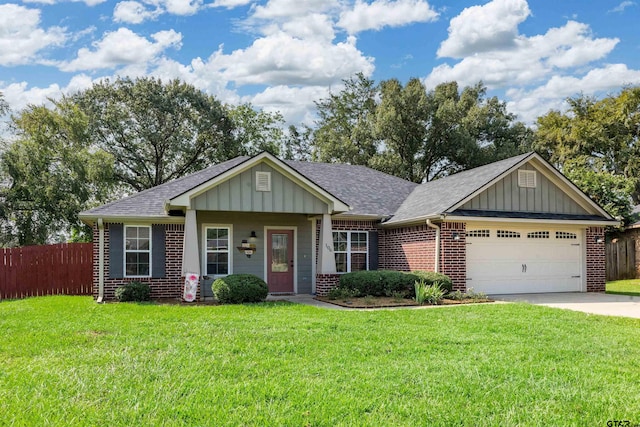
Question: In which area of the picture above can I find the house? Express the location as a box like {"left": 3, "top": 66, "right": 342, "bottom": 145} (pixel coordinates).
{"left": 79, "top": 151, "right": 618, "bottom": 301}
{"left": 605, "top": 205, "right": 640, "bottom": 280}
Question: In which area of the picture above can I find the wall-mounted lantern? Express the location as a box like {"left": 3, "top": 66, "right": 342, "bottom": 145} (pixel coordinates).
{"left": 237, "top": 231, "right": 258, "bottom": 257}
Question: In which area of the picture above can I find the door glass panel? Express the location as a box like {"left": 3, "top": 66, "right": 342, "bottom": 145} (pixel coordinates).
{"left": 271, "top": 233, "right": 289, "bottom": 272}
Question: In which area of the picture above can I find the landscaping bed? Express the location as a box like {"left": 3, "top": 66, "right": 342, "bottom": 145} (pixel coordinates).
{"left": 315, "top": 295, "right": 493, "bottom": 308}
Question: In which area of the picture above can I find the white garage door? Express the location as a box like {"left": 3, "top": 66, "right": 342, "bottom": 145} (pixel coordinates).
{"left": 466, "top": 226, "right": 583, "bottom": 294}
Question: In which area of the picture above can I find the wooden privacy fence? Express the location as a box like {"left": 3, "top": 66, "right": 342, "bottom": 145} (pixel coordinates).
{"left": 0, "top": 243, "right": 93, "bottom": 300}
{"left": 606, "top": 239, "right": 636, "bottom": 282}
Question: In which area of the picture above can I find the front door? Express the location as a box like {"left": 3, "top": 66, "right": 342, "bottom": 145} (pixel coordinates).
{"left": 267, "top": 229, "right": 294, "bottom": 293}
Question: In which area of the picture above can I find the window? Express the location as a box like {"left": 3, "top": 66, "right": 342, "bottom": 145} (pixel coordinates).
{"left": 518, "top": 170, "right": 537, "bottom": 188}
{"left": 556, "top": 231, "right": 577, "bottom": 240}
{"left": 527, "top": 231, "right": 549, "bottom": 239}
{"left": 205, "top": 227, "right": 230, "bottom": 276}
{"left": 497, "top": 230, "right": 521, "bottom": 238}
{"left": 467, "top": 230, "right": 490, "bottom": 238}
{"left": 255, "top": 171, "right": 271, "bottom": 192}
{"left": 125, "top": 226, "right": 151, "bottom": 277}
{"left": 333, "top": 231, "right": 368, "bottom": 273}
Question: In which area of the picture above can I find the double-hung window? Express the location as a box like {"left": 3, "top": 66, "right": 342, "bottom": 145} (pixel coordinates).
{"left": 333, "top": 231, "right": 368, "bottom": 273}
{"left": 125, "top": 225, "right": 151, "bottom": 277}
{"left": 205, "top": 226, "right": 231, "bottom": 276}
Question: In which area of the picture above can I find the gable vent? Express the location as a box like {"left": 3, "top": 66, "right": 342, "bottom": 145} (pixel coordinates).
{"left": 518, "top": 170, "right": 537, "bottom": 188}
{"left": 256, "top": 171, "right": 271, "bottom": 192}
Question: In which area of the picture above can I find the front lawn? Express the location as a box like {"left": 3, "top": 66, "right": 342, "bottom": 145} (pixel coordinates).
{"left": 1, "top": 297, "right": 639, "bottom": 426}
{"left": 607, "top": 279, "right": 640, "bottom": 296}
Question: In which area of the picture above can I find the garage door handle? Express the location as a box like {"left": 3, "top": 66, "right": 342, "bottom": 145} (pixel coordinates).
{"left": 522, "top": 264, "right": 527, "bottom": 273}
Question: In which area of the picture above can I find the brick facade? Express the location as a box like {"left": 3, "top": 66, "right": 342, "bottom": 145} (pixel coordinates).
{"left": 316, "top": 274, "right": 341, "bottom": 296}
{"left": 439, "top": 222, "right": 467, "bottom": 292}
{"left": 586, "top": 226, "right": 606, "bottom": 292}
{"left": 93, "top": 223, "right": 187, "bottom": 301}
{"left": 379, "top": 224, "right": 436, "bottom": 271}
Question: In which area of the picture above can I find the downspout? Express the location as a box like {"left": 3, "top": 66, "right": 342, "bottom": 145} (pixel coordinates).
{"left": 426, "top": 219, "right": 440, "bottom": 273}
{"left": 97, "top": 218, "right": 105, "bottom": 303}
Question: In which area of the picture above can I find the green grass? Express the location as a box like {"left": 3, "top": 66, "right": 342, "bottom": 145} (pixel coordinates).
{"left": 606, "top": 279, "right": 640, "bottom": 296}
{"left": 1, "top": 297, "right": 639, "bottom": 426}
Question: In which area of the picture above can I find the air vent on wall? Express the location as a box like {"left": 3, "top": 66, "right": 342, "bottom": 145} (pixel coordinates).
{"left": 518, "top": 170, "right": 537, "bottom": 188}
{"left": 256, "top": 171, "right": 271, "bottom": 192}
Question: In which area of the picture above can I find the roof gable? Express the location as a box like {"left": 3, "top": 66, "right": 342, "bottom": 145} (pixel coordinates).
{"left": 168, "top": 152, "right": 350, "bottom": 213}
{"left": 385, "top": 152, "right": 615, "bottom": 226}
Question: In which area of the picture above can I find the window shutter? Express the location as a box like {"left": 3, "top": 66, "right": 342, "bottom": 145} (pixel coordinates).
{"left": 152, "top": 224, "right": 166, "bottom": 278}
{"left": 368, "top": 230, "right": 379, "bottom": 270}
{"left": 109, "top": 224, "right": 124, "bottom": 278}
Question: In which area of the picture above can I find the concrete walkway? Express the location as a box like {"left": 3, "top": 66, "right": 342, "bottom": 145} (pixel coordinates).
{"left": 491, "top": 292, "right": 640, "bottom": 319}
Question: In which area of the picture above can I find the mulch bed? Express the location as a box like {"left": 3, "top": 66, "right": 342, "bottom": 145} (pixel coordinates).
{"left": 315, "top": 296, "right": 493, "bottom": 309}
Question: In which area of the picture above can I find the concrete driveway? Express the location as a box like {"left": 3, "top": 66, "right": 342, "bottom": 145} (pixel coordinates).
{"left": 491, "top": 292, "right": 640, "bottom": 319}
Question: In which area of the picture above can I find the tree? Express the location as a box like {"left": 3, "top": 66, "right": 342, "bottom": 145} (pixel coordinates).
{"left": 312, "top": 72, "right": 379, "bottom": 165}
{"left": 228, "top": 103, "right": 285, "bottom": 156}
{"left": 72, "top": 77, "right": 239, "bottom": 192}
{"left": 311, "top": 75, "right": 531, "bottom": 183}
{"left": 534, "top": 87, "right": 640, "bottom": 221}
{"left": 282, "top": 125, "right": 312, "bottom": 161}
{"left": 1, "top": 100, "right": 114, "bottom": 245}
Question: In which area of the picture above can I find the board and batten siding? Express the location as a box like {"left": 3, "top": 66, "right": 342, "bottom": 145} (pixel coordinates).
{"left": 460, "top": 164, "right": 589, "bottom": 215}
{"left": 197, "top": 212, "right": 314, "bottom": 294}
{"left": 191, "top": 164, "right": 328, "bottom": 214}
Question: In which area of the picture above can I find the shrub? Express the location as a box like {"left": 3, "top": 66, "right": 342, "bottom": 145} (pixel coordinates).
{"left": 115, "top": 281, "right": 151, "bottom": 302}
{"left": 212, "top": 274, "right": 268, "bottom": 304}
{"left": 414, "top": 280, "right": 444, "bottom": 305}
{"left": 409, "top": 271, "right": 453, "bottom": 293}
{"left": 339, "top": 270, "right": 416, "bottom": 297}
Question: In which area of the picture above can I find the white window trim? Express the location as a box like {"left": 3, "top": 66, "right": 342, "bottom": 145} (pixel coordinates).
{"left": 124, "top": 225, "right": 152, "bottom": 278}
{"left": 202, "top": 224, "right": 233, "bottom": 278}
{"left": 333, "top": 230, "right": 369, "bottom": 273}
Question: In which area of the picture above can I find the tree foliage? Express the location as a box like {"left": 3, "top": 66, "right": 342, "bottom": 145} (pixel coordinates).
{"left": 1, "top": 101, "right": 114, "bottom": 245}
{"left": 72, "top": 77, "right": 239, "bottom": 192}
{"left": 228, "top": 103, "right": 285, "bottom": 156}
{"left": 312, "top": 75, "right": 532, "bottom": 183}
{"left": 534, "top": 87, "right": 640, "bottom": 221}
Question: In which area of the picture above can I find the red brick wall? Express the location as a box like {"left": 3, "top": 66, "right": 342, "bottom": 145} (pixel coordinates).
{"left": 586, "top": 226, "right": 606, "bottom": 292}
{"left": 316, "top": 274, "right": 340, "bottom": 296}
{"left": 93, "top": 223, "right": 187, "bottom": 301}
{"left": 379, "top": 224, "right": 436, "bottom": 271}
{"left": 439, "top": 222, "right": 466, "bottom": 292}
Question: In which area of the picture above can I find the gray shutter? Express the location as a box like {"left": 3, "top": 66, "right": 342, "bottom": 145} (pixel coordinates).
{"left": 152, "top": 224, "right": 166, "bottom": 278}
{"left": 109, "top": 224, "right": 124, "bottom": 278}
{"left": 368, "top": 230, "right": 379, "bottom": 270}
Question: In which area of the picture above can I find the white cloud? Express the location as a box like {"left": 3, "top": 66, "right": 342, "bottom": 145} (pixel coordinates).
{"left": 251, "top": 0, "right": 338, "bottom": 20}
{"left": 22, "top": 0, "right": 107, "bottom": 5}
{"left": 262, "top": 13, "right": 336, "bottom": 42}
{"left": 338, "top": 0, "right": 439, "bottom": 34}
{"left": 163, "top": 0, "right": 202, "bottom": 15}
{"left": 437, "top": 0, "right": 530, "bottom": 58}
{"left": 248, "top": 85, "right": 333, "bottom": 124}
{"left": 427, "top": 4, "right": 619, "bottom": 90}
{"left": 0, "top": 4, "right": 66, "bottom": 66}
{"left": 609, "top": 1, "right": 636, "bottom": 13}
{"left": 59, "top": 28, "right": 182, "bottom": 72}
{"left": 207, "top": 32, "right": 374, "bottom": 86}
{"left": 114, "top": 1, "right": 160, "bottom": 24}
{"left": 507, "top": 64, "right": 640, "bottom": 123}
{"left": 211, "top": 0, "right": 253, "bottom": 8}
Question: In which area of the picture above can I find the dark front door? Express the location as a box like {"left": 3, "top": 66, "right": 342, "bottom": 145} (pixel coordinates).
{"left": 267, "top": 229, "right": 294, "bottom": 293}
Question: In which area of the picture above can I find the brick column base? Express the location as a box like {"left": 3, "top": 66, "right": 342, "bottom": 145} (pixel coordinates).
{"left": 316, "top": 274, "right": 340, "bottom": 296}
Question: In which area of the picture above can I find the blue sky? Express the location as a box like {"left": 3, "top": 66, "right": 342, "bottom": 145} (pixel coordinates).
{"left": 1, "top": 0, "right": 639, "bottom": 126}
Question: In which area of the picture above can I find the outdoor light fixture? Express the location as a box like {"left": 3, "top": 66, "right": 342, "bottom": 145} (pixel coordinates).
{"left": 594, "top": 236, "right": 604, "bottom": 243}
{"left": 452, "top": 232, "right": 460, "bottom": 241}
{"left": 237, "top": 232, "right": 258, "bottom": 258}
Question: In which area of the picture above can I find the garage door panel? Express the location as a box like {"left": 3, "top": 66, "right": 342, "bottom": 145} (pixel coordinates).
{"left": 465, "top": 226, "right": 583, "bottom": 294}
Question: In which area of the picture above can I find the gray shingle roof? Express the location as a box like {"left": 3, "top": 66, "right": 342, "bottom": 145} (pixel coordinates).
{"left": 80, "top": 156, "right": 250, "bottom": 217}
{"left": 79, "top": 155, "right": 418, "bottom": 219}
{"left": 384, "top": 153, "right": 532, "bottom": 224}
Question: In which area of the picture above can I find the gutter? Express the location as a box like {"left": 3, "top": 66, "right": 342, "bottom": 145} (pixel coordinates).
{"left": 426, "top": 219, "right": 440, "bottom": 273}
{"left": 97, "top": 218, "right": 105, "bottom": 303}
